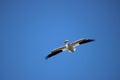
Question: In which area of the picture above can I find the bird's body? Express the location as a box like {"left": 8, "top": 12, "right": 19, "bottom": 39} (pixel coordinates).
{"left": 46, "top": 38, "right": 94, "bottom": 59}
{"left": 65, "top": 41, "right": 75, "bottom": 53}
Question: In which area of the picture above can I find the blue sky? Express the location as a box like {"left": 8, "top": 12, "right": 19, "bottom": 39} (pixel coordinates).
{"left": 1, "top": 0, "right": 120, "bottom": 80}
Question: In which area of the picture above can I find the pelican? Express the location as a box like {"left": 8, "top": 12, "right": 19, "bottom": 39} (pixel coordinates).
{"left": 46, "top": 38, "right": 94, "bottom": 59}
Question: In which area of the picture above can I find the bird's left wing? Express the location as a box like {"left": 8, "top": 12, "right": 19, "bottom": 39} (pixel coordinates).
{"left": 45, "top": 46, "right": 67, "bottom": 59}
{"left": 72, "top": 39, "right": 94, "bottom": 47}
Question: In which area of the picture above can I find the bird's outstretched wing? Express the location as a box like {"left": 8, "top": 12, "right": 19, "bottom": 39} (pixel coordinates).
{"left": 72, "top": 39, "right": 94, "bottom": 47}
{"left": 46, "top": 46, "right": 67, "bottom": 59}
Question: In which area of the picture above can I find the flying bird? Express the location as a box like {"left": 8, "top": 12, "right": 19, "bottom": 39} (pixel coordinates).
{"left": 45, "top": 39, "right": 94, "bottom": 59}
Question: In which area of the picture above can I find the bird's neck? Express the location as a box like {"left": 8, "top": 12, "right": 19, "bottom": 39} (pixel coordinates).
{"left": 66, "top": 42, "right": 70, "bottom": 46}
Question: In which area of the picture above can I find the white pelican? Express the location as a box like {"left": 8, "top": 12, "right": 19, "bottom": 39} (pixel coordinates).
{"left": 46, "top": 39, "right": 94, "bottom": 59}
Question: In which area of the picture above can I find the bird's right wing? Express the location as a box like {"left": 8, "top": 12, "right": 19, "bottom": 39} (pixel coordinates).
{"left": 45, "top": 46, "right": 67, "bottom": 59}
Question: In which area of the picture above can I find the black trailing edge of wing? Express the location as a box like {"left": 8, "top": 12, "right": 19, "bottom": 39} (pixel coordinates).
{"left": 79, "top": 39, "right": 95, "bottom": 44}
{"left": 45, "top": 50, "right": 63, "bottom": 59}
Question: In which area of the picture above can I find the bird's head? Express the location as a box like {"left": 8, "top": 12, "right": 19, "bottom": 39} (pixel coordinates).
{"left": 64, "top": 40, "right": 69, "bottom": 43}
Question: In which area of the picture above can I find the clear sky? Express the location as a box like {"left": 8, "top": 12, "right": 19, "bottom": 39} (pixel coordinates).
{"left": 1, "top": 0, "right": 120, "bottom": 80}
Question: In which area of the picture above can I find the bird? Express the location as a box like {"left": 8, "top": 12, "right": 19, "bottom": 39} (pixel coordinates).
{"left": 45, "top": 38, "right": 94, "bottom": 59}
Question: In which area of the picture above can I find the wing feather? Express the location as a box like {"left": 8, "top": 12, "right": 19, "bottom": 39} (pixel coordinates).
{"left": 72, "top": 39, "right": 94, "bottom": 47}
{"left": 46, "top": 46, "right": 67, "bottom": 59}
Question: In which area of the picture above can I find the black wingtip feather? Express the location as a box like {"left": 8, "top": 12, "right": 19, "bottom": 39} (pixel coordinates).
{"left": 80, "top": 39, "right": 95, "bottom": 44}
{"left": 45, "top": 50, "right": 63, "bottom": 59}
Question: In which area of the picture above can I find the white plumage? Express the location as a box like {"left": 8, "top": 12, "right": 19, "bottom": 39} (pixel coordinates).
{"left": 46, "top": 38, "right": 94, "bottom": 59}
